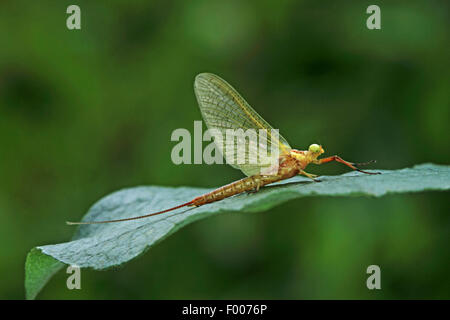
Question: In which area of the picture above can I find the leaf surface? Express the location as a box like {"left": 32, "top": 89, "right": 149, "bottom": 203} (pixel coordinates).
{"left": 25, "top": 163, "right": 450, "bottom": 299}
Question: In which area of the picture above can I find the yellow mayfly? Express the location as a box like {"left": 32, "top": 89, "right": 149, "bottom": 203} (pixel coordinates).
{"left": 68, "top": 73, "right": 379, "bottom": 225}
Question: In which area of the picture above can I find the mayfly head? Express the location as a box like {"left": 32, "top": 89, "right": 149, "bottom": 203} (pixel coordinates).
{"left": 308, "top": 144, "right": 324, "bottom": 158}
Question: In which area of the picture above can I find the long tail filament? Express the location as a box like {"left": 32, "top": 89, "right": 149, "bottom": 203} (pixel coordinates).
{"left": 66, "top": 200, "right": 194, "bottom": 225}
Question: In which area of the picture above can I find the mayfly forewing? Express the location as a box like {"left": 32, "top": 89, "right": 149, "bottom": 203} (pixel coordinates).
{"left": 194, "top": 73, "right": 291, "bottom": 176}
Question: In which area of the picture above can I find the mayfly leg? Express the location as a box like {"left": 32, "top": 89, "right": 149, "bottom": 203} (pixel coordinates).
{"left": 316, "top": 156, "right": 380, "bottom": 175}
{"left": 246, "top": 180, "right": 262, "bottom": 194}
{"left": 298, "top": 170, "right": 321, "bottom": 182}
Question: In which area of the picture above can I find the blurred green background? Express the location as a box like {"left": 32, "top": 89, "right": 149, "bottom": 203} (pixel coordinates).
{"left": 0, "top": 0, "right": 449, "bottom": 299}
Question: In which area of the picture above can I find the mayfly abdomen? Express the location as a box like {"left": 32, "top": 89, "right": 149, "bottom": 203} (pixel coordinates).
{"left": 191, "top": 175, "right": 282, "bottom": 206}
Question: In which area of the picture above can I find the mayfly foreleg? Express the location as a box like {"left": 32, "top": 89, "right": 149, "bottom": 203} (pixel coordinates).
{"left": 315, "top": 156, "right": 380, "bottom": 175}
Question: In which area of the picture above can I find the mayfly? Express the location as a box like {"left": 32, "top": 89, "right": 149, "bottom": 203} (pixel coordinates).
{"left": 68, "top": 73, "right": 379, "bottom": 225}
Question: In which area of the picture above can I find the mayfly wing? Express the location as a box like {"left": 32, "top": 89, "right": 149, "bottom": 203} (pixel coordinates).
{"left": 194, "top": 73, "right": 291, "bottom": 176}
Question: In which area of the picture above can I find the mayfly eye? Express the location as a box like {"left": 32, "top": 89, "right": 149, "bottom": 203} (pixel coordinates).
{"left": 309, "top": 144, "right": 320, "bottom": 153}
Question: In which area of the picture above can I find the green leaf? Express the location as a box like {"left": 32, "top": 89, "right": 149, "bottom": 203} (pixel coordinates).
{"left": 25, "top": 163, "right": 449, "bottom": 299}
{"left": 25, "top": 248, "right": 64, "bottom": 300}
